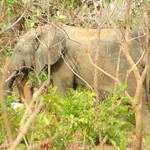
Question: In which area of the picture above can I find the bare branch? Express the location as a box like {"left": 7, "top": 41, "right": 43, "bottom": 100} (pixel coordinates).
{"left": 9, "top": 98, "right": 44, "bottom": 150}
{"left": 0, "top": 59, "right": 13, "bottom": 144}
{"left": 0, "top": 12, "right": 25, "bottom": 35}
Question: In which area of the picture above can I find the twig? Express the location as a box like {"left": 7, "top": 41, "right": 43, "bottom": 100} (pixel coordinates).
{"left": 28, "top": 118, "right": 36, "bottom": 148}
{"left": 0, "top": 0, "right": 7, "bottom": 23}
{"left": 61, "top": 54, "right": 93, "bottom": 90}
{"left": 0, "top": 12, "right": 25, "bottom": 35}
{"left": 0, "top": 59, "right": 13, "bottom": 144}
{"left": 100, "top": 135, "right": 108, "bottom": 149}
{"left": 9, "top": 98, "right": 44, "bottom": 150}
{"left": 28, "top": 131, "right": 60, "bottom": 150}
{"left": 93, "top": 1, "right": 102, "bottom": 119}
{"left": 87, "top": 50, "right": 120, "bottom": 85}
{"left": 0, "top": 40, "right": 10, "bottom": 53}
{"left": 100, "top": 0, "right": 118, "bottom": 28}
{"left": 114, "top": 48, "right": 122, "bottom": 93}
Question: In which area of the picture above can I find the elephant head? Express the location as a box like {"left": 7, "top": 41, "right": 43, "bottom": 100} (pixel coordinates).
{"left": 4, "top": 24, "right": 66, "bottom": 97}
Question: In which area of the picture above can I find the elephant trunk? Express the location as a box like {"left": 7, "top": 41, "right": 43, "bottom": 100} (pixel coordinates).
{"left": 5, "top": 70, "right": 18, "bottom": 83}
{"left": 4, "top": 70, "right": 18, "bottom": 98}
{"left": 4, "top": 68, "right": 29, "bottom": 100}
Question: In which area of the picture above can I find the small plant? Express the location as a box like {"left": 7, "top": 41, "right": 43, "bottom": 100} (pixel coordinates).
{"left": 6, "top": 0, "right": 17, "bottom": 10}
{"left": 97, "top": 84, "right": 134, "bottom": 149}
{"left": 28, "top": 69, "right": 48, "bottom": 86}
{"left": 6, "top": 47, "right": 14, "bottom": 56}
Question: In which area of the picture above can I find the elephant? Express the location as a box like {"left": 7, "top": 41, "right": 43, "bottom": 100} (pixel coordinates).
{"left": 3, "top": 23, "right": 150, "bottom": 134}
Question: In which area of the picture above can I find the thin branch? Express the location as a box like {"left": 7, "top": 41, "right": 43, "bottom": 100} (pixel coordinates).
{"left": 87, "top": 50, "right": 120, "bottom": 85}
{"left": 61, "top": 54, "right": 93, "bottom": 90}
{"left": 0, "top": 59, "right": 13, "bottom": 144}
{"left": 0, "top": 0, "right": 7, "bottom": 23}
{"left": 9, "top": 99, "right": 44, "bottom": 150}
{"left": 0, "top": 12, "right": 25, "bottom": 35}
{"left": 114, "top": 48, "right": 122, "bottom": 93}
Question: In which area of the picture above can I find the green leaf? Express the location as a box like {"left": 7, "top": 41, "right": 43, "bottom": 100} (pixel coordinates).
{"left": 109, "top": 139, "right": 120, "bottom": 150}
{"left": 43, "top": 116, "right": 50, "bottom": 125}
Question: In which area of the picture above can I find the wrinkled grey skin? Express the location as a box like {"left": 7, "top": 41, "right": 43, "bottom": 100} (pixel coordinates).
{"left": 4, "top": 24, "right": 150, "bottom": 134}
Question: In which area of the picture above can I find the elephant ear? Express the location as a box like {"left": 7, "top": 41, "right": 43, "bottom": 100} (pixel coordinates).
{"left": 35, "top": 24, "right": 66, "bottom": 74}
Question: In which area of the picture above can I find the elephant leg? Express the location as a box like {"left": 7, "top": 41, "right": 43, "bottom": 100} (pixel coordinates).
{"left": 141, "top": 88, "right": 150, "bottom": 134}
{"left": 51, "top": 58, "right": 74, "bottom": 93}
{"left": 127, "top": 77, "right": 150, "bottom": 134}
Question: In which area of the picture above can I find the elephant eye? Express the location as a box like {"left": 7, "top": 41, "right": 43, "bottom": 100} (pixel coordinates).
{"left": 16, "top": 47, "right": 21, "bottom": 53}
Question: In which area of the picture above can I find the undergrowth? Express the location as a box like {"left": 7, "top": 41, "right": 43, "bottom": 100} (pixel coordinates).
{"left": 0, "top": 85, "right": 135, "bottom": 149}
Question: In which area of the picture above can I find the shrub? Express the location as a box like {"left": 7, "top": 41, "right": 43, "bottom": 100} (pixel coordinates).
{"left": 0, "top": 85, "right": 134, "bottom": 149}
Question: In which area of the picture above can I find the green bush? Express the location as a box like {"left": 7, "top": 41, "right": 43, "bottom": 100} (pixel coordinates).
{"left": 0, "top": 85, "right": 134, "bottom": 149}
{"left": 98, "top": 84, "right": 134, "bottom": 149}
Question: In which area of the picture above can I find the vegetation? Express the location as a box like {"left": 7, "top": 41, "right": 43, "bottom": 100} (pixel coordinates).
{"left": 0, "top": 86, "right": 134, "bottom": 149}
{"left": 0, "top": 0, "right": 150, "bottom": 149}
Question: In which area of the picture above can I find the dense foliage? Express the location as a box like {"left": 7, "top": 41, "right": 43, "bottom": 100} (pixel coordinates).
{"left": 0, "top": 85, "right": 135, "bottom": 149}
